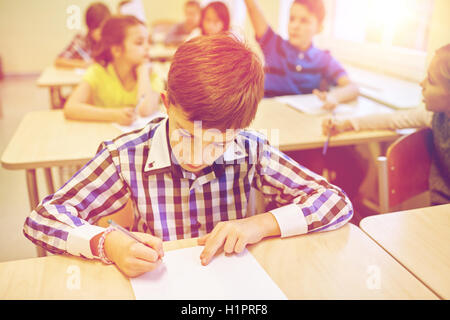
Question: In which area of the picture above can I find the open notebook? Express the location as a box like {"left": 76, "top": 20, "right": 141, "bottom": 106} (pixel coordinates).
{"left": 130, "top": 246, "right": 287, "bottom": 300}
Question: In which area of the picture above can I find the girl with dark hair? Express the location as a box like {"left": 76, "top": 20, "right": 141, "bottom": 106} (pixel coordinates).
{"left": 201, "top": 1, "right": 230, "bottom": 36}
{"left": 64, "top": 15, "right": 163, "bottom": 125}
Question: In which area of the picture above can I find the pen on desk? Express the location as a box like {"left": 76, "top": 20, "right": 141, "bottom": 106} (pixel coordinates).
{"left": 108, "top": 219, "right": 163, "bottom": 259}
{"left": 322, "top": 111, "right": 336, "bottom": 156}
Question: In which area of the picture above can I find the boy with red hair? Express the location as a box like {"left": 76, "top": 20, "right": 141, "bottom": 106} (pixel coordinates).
{"left": 24, "top": 34, "right": 353, "bottom": 278}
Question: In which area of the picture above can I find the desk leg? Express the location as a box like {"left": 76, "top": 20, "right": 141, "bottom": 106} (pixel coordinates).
{"left": 44, "top": 168, "right": 55, "bottom": 195}
{"left": 26, "top": 169, "right": 47, "bottom": 257}
{"left": 49, "top": 87, "right": 63, "bottom": 109}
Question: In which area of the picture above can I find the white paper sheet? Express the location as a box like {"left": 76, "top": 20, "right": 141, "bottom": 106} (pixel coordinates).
{"left": 130, "top": 246, "right": 287, "bottom": 300}
{"left": 275, "top": 94, "right": 356, "bottom": 115}
{"left": 113, "top": 112, "right": 167, "bottom": 133}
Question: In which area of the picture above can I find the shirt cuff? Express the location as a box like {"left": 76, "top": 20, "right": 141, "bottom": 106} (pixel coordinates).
{"left": 270, "top": 204, "right": 308, "bottom": 237}
{"left": 66, "top": 224, "right": 106, "bottom": 259}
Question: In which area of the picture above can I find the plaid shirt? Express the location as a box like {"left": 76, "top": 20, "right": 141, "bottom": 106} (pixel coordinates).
{"left": 58, "top": 33, "right": 94, "bottom": 61}
{"left": 23, "top": 117, "right": 353, "bottom": 260}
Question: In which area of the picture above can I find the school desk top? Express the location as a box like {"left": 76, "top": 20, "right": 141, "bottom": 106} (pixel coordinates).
{"left": 36, "top": 66, "right": 85, "bottom": 88}
{"left": 0, "top": 224, "right": 438, "bottom": 299}
{"left": 251, "top": 97, "right": 399, "bottom": 151}
{"left": 360, "top": 204, "right": 450, "bottom": 299}
{"left": 1, "top": 110, "right": 121, "bottom": 170}
{"left": 1, "top": 99, "right": 399, "bottom": 170}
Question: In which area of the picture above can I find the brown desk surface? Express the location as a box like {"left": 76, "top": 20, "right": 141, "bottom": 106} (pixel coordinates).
{"left": 360, "top": 204, "right": 450, "bottom": 299}
{"left": 0, "top": 224, "right": 437, "bottom": 299}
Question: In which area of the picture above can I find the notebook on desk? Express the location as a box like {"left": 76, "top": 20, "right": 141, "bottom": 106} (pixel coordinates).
{"left": 130, "top": 246, "right": 287, "bottom": 300}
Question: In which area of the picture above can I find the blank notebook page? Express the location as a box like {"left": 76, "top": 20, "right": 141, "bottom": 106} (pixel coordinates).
{"left": 130, "top": 246, "right": 287, "bottom": 300}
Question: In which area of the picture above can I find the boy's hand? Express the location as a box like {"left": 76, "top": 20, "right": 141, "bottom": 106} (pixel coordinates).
{"left": 104, "top": 230, "right": 164, "bottom": 278}
{"left": 313, "top": 89, "right": 338, "bottom": 111}
{"left": 197, "top": 213, "right": 280, "bottom": 266}
{"left": 322, "top": 117, "right": 353, "bottom": 136}
{"left": 114, "top": 107, "right": 137, "bottom": 126}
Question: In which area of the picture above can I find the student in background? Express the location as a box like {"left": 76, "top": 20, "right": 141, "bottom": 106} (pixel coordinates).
{"left": 24, "top": 34, "right": 353, "bottom": 278}
{"left": 63, "top": 15, "right": 163, "bottom": 125}
{"left": 201, "top": 1, "right": 230, "bottom": 36}
{"left": 244, "top": 0, "right": 364, "bottom": 217}
{"left": 165, "top": 1, "right": 202, "bottom": 46}
{"left": 323, "top": 44, "right": 450, "bottom": 206}
{"left": 244, "top": 0, "right": 358, "bottom": 107}
{"left": 55, "top": 2, "right": 111, "bottom": 69}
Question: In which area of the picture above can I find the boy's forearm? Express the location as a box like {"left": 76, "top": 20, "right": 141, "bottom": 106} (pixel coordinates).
{"left": 244, "top": 0, "right": 269, "bottom": 39}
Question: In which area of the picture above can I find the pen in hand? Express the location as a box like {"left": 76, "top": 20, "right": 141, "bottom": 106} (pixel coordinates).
{"left": 322, "top": 111, "right": 336, "bottom": 156}
{"left": 108, "top": 219, "right": 163, "bottom": 260}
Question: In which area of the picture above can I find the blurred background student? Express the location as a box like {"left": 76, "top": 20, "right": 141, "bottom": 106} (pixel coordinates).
{"left": 64, "top": 15, "right": 163, "bottom": 126}
{"left": 55, "top": 2, "right": 111, "bottom": 69}
{"left": 165, "top": 1, "right": 202, "bottom": 46}
{"left": 200, "top": 1, "right": 230, "bottom": 36}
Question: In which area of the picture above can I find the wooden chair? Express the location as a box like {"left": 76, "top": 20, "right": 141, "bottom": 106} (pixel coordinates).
{"left": 377, "top": 128, "right": 433, "bottom": 213}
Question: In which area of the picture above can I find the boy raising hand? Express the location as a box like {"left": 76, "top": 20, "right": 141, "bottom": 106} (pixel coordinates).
{"left": 244, "top": 0, "right": 358, "bottom": 110}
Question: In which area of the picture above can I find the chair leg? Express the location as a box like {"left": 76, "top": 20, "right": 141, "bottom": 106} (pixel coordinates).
{"left": 377, "top": 156, "right": 389, "bottom": 213}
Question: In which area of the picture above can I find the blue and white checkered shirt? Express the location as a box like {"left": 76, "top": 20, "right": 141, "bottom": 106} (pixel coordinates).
{"left": 24, "top": 117, "right": 353, "bottom": 260}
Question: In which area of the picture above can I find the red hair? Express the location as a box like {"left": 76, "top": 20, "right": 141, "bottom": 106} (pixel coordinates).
{"left": 167, "top": 33, "right": 264, "bottom": 130}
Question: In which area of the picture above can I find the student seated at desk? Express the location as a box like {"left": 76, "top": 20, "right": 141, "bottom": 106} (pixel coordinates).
{"left": 165, "top": 1, "right": 202, "bottom": 46}
{"left": 244, "top": 0, "right": 364, "bottom": 214}
{"left": 55, "top": 2, "right": 111, "bottom": 69}
{"left": 63, "top": 15, "right": 163, "bottom": 126}
{"left": 24, "top": 34, "right": 353, "bottom": 278}
{"left": 323, "top": 45, "right": 450, "bottom": 206}
{"left": 244, "top": 0, "right": 358, "bottom": 107}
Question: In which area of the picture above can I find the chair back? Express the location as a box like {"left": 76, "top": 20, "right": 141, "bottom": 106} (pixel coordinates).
{"left": 385, "top": 128, "right": 433, "bottom": 208}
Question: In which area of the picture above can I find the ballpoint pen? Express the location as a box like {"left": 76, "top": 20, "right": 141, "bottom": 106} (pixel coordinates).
{"left": 322, "top": 110, "right": 336, "bottom": 156}
{"left": 108, "top": 219, "right": 163, "bottom": 259}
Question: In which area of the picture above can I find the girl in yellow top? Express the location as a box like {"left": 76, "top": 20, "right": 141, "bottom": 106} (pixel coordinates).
{"left": 64, "top": 15, "right": 163, "bottom": 125}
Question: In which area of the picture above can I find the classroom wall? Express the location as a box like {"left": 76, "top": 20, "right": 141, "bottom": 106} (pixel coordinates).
{"left": 426, "top": 0, "right": 450, "bottom": 67}
{"left": 0, "top": 0, "right": 447, "bottom": 75}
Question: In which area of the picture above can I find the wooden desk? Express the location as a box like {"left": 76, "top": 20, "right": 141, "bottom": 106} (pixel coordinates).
{"left": 37, "top": 66, "right": 85, "bottom": 109}
{"left": 0, "top": 224, "right": 437, "bottom": 299}
{"left": 1, "top": 103, "right": 399, "bottom": 254}
{"left": 251, "top": 97, "right": 400, "bottom": 152}
{"left": 360, "top": 204, "right": 450, "bottom": 299}
{"left": 1, "top": 111, "right": 121, "bottom": 256}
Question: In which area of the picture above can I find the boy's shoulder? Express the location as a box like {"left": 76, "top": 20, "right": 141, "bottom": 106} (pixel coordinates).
{"left": 99, "top": 116, "right": 167, "bottom": 154}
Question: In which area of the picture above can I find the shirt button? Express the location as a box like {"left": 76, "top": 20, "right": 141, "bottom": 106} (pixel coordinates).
{"left": 296, "top": 65, "right": 302, "bottom": 72}
{"left": 298, "top": 53, "right": 305, "bottom": 59}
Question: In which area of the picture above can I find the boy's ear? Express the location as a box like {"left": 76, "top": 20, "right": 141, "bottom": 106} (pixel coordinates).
{"left": 161, "top": 90, "right": 170, "bottom": 110}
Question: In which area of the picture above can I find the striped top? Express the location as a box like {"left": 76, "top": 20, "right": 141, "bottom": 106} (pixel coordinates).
{"left": 23, "top": 117, "right": 353, "bottom": 260}
{"left": 257, "top": 27, "right": 348, "bottom": 97}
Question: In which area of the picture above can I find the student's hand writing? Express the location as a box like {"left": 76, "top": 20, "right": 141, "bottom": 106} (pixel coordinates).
{"left": 313, "top": 89, "right": 338, "bottom": 111}
{"left": 197, "top": 213, "right": 280, "bottom": 266}
{"left": 114, "top": 107, "right": 137, "bottom": 126}
{"left": 322, "top": 117, "right": 353, "bottom": 136}
{"left": 104, "top": 230, "right": 164, "bottom": 278}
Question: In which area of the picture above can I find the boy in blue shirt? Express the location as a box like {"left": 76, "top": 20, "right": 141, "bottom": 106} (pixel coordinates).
{"left": 244, "top": 0, "right": 358, "bottom": 109}
{"left": 244, "top": 0, "right": 365, "bottom": 221}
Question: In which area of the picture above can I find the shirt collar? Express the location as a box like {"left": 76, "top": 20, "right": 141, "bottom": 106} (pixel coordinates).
{"left": 144, "top": 118, "right": 248, "bottom": 177}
